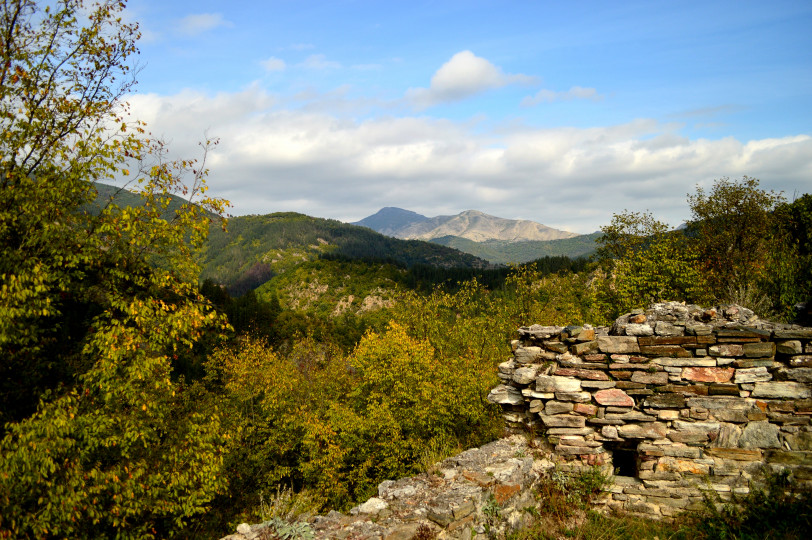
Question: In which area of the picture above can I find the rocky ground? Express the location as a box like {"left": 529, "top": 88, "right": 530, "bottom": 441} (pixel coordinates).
{"left": 221, "top": 435, "right": 556, "bottom": 540}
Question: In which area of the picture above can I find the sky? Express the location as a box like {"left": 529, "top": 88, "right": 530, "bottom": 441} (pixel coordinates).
{"left": 122, "top": 0, "right": 812, "bottom": 234}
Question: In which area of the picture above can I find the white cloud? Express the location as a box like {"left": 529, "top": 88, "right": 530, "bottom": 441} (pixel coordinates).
{"left": 406, "top": 51, "right": 537, "bottom": 109}
{"left": 125, "top": 87, "right": 812, "bottom": 234}
{"left": 177, "top": 13, "right": 233, "bottom": 36}
{"left": 521, "top": 86, "right": 602, "bottom": 106}
{"left": 261, "top": 56, "right": 286, "bottom": 72}
{"left": 299, "top": 54, "right": 342, "bottom": 70}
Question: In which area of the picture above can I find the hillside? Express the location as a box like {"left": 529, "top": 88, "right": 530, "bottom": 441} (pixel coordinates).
{"left": 430, "top": 232, "right": 602, "bottom": 264}
{"left": 198, "top": 212, "right": 493, "bottom": 294}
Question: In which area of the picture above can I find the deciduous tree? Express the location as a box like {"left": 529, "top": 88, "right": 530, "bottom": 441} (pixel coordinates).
{"left": 0, "top": 1, "right": 229, "bottom": 536}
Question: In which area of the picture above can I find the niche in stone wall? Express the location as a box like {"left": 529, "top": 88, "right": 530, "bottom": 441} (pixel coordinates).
{"left": 604, "top": 441, "right": 638, "bottom": 477}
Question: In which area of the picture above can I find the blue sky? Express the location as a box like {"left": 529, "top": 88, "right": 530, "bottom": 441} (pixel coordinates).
{"left": 124, "top": 0, "right": 812, "bottom": 233}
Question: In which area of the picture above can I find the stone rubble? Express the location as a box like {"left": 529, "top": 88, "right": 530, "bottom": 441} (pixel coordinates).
{"left": 221, "top": 436, "right": 554, "bottom": 540}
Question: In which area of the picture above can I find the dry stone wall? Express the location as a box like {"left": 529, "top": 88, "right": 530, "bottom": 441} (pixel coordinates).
{"left": 488, "top": 302, "right": 812, "bottom": 518}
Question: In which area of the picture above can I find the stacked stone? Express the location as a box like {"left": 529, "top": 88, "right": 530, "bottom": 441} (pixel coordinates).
{"left": 488, "top": 302, "right": 812, "bottom": 519}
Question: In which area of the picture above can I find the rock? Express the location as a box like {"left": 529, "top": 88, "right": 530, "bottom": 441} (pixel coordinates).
{"left": 355, "top": 497, "right": 388, "bottom": 514}
{"left": 594, "top": 389, "right": 635, "bottom": 407}
{"left": 681, "top": 367, "right": 735, "bottom": 383}
{"left": 487, "top": 385, "right": 524, "bottom": 405}
{"left": 512, "top": 366, "right": 539, "bottom": 385}
{"left": 738, "top": 422, "right": 781, "bottom": 449}
{"left": 597, "top": 336, "right": 641, "bottom": 354}
{"left": 751, "top": 382, "right": 811, "bottom": 399}
{"left": 734, "top": 367, "right": 772, "bottom": 384}
{"left": 626, "top": 323, "right": 655, "bottom": 336}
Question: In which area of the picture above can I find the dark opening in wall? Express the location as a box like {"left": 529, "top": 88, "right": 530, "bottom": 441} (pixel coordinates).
{"left": 606, "top": 442, "right": 638, "bottom": 477}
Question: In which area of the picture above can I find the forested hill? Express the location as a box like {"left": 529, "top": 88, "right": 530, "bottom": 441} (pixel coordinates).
{"left": 429, "top": 232, "right": 602, "bottom": 264}
{"left": 198, "top": 212, "right": 494, "bottom": 294}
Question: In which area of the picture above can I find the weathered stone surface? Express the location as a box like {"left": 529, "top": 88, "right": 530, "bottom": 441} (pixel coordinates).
{"left": 555, "top": 367, "right": 610, "bottom": 380}
{"left": 536, "top": 375, "right": 581, "bottom": 393}
{"left": 594, "top": 389, "right": 634, "bottom": 407}
{"left": 640, "top": 345, "right": 692, "bottom": 357}
{"left": 784, "top": 368, "right": 812, "bottom": 383}
{"left": 789, "top": 355, "right": 812, "bottom": 368}
{"left": 571, "top": 340, "right": 599, "bottom": 355}
{"left": 773, "top": 329, "right": 812, "bottom": 340}
{"left": 734, "top": 367, "right": 772, "bottom": 384}
{"left": 751, "top": 382, "right": 811, "bottom": 399}
{"left": 777, "top": 340, "right": 803, "bottom": 355}
{"left": 653, "top": 356, "right": 716, "bottom": 367}
{"left": 631, "top": 371, "right": 669, "bottom": 385}
{"left": 655, "top": 321, "right": 684, "bottom": 337}
{"left": 514, "top": 346, "right": 544, "bottom": 364}
{"left": 709, "top": 344, "right": 743, "bottom": 357}
{"left": 555, "top": 391, "right": 592, "bottom": 402}
{"left": 512, "top": 366, "right": 539, "bottom": 385}
{"left": 686, "top": 396, "right": 750, "bottom": 410}
{"left": 705, "top": 447, "right": 762, "bottom": 461}
{"left": 519, "top": 325, "right": 563, "bottom": 339}
{"left": 742, "top": 342, "right": 776, "bottom": 358}
{"left": 618, "top": 422, "right": 667, "bottom": 439}
{"left": 573, "top": 403, "right": 598, "bottom": 416}
{"left": 543, "top": 340, "right": 569, "bottom": 353}
{"left": 643, "top": 393, "right": 686, "bottom": 408}
{"left": 487, "top": 385, "right": 524, "bottom": 405}
{"left": 597, "top": 336, "right": 640, "bottom": 354}
{"left": 738, "top": 422, "right": 781, "bottom": 449}
{"left": 544, "top": 401, "right": 574, "bottom": 415}
{"left": 626, "top": 323, "right": 654, "bottom": 336}
{"left": 541, "top": 414, "right": 586, "bottom": 428}
{"left": 682, "top": 367, "right": 734, "bottom": 383}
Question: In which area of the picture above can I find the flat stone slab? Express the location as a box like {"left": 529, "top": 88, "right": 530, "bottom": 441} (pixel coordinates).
{"left": 594, "top": 388, "right": 635, "bottom": 407}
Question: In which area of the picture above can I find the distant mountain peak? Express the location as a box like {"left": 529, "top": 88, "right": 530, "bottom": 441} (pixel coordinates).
{"left": 354, "top": 208, "right": 576, "bottom": 243}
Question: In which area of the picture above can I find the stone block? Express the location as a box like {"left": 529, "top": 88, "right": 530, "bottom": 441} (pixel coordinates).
{"left": 655, "top": 321, "right": 685, "bottom": 337}
{"left": 542, "top": 413, "right": 587, "bottom": 430}
{"left": 555, "top": 391, "right": 592, "bottom": 402}
{"left": 626, "top": 323, "right": 654, "bottom": 336}
{"left": 705, "top": 447, "right": 762, "bottom": 461}
{"left": 571, "top": 340, "right": 599, "bottom": 355}
{"left": 784, "top": 367, "right": 812, "bottom": 383}
{"left": 777, "top": 340, "right": 803, "bottom": 355}
{"left": 555, "top": 367, "right": 610, "bottom": 380}
{"left": 751, "top": 382, "right": 811, "bottom": 399}
{"left": 734, "top": 367, "right": 772, "bottom": 384}
{"left": 597, "top": 336, "right": 640, "bottom": 354}
{"left": 682, "top": 367, "right": 734, "bottom": 383}
{"left": 742, "top": 342, "right": 776, "bottom": 358}
{"left": 543, "top": 340, "right": 569, "bottom": 353}
{"left": 653, "top": 356, "right": 717, "bottom": 367}
{"left": 594, "top": 389, "right": 635, "bottom": 407}
{"left": 574, "top": 403, "right": 598, "bottom": 416}
{"left": 709, "top": 384, "right": 740, "bottom": 396}
{"left": 709, "top": 344, "right": 743, "bottom": 357}
{"left": 631, "top": 371, "right": 669, "bottom": 384}
{"left": 581, "top": 381, "right": 617, "bottom": 389}
{"left": 487, "top": 385, "right": 524, "bottom": 405}
{"left": 544, "top": 401, "right": 574, "bottom": 415}
{"left": 773, "top": 329, "right": 812, "bottom": 340}
{"left": 642, "top": 393, "right": 686, "bottom": 408}
{"left": 617, "top": 422, "right": 667, "bottom": 439}
{"left": 789, "top": 355, "right": 812, "bottom": 368}
{"left": 512, "top": 366, "right": 539, "bottom": 385}
{"left": 738, "top": 421, "right": 781, "bottom": 449}
{"left": 686, "top": 396, "right": 750, "bottom": 410}
{"left": 514, "top": 346, "right": 543, "bottom": 364}
{"left": 639, "top": 345, "right": 692, "bottom": 357}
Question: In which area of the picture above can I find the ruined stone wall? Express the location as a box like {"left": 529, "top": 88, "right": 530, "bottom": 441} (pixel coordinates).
{"left": 488, "top": 302, "right": 812, "bottom": 518}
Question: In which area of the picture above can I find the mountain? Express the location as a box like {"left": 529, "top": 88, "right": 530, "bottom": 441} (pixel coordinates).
{"left": 354, "top": 207, "right": 430, "bottom": 236}
{"left": 355, "top": 208, "right": 577, "bottom": 243}
{"left": 354, "top": 207, "right": 594, "bottom": 263}
{"left": 430, "top": 232, "right": 602, "bottom": 265}
{"left": 199, "top": 212, "right": 493, "bottom": 294}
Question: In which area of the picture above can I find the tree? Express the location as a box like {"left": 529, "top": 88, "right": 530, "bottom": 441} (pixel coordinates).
{"left": 596, "top": 211, "right": 709, "bottom": 315}
{"left": 686, "top": 177, "right": 784, "bottom": 301}
{"left": 0, "top": 1, "right": 229, "bottom": 536}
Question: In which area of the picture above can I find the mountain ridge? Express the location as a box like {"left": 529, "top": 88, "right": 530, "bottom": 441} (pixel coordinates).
{"left": 354, "top": 207, "right": 578, "bottom": 243}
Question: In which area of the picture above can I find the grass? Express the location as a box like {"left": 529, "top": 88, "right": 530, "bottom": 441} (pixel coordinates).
{"left": 497, "top": 468, "right": 811, "bottom": 540}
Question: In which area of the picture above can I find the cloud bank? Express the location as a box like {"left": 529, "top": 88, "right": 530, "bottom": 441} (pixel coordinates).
{"left": 126, "top": 87, "right": 812, "bottom": 234}
{"left": 177, "top": 13, "right": 232, "bottom": 36}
